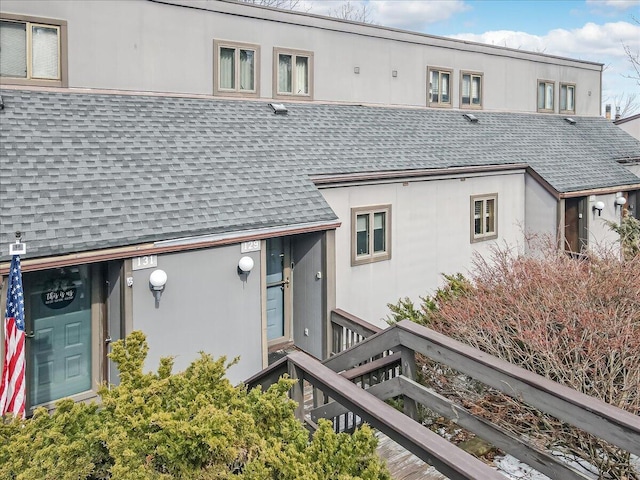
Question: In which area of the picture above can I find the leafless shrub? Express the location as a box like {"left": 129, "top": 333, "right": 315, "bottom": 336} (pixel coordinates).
{"left": 392, "top": 245, "right": 640, "bottom": 478}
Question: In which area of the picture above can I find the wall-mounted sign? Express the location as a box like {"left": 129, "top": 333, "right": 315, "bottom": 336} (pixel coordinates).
{"left": 132, "top": 255, "right": 158, "bottom": 271}
{"left": 42, "top": 280, "right": 77, "bottom": 310}
{"left": 241, "top": 240, "right": 260, "bottom": 253}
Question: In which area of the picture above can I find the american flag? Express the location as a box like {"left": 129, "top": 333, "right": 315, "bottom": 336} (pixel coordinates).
{"left": 0, "top": 255, "right": 26, "bottom": 418}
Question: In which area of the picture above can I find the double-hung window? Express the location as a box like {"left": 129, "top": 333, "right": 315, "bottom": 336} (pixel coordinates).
{"left": 428, "top": 67, "right": 452, "bottom": 107}
{"left": 273, "top": 48, "right": 313, "bottom": 100}
{"left": 471, "top": 194, "right": 498, "bottom": 242}
{"left": 560, "top": 83, "right": 575, "bottom": 113}
{"left": 537, "top": 80, "right": 555, "bottom": 112}
{"left": 0, "top": 14, "right": 67, "bottom": 86}
{"left": 461, "top": 71, "right": 482, "bottom": 108}
{"left": 352, "top": 205, "right": 391, "bottom": 265}
{"left": 214, "top": 40, "right": 259, "bottom": 97}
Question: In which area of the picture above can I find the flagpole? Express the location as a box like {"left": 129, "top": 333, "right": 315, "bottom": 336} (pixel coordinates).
{"left": 0, "top": 232, "right": 27, "bottom": 418}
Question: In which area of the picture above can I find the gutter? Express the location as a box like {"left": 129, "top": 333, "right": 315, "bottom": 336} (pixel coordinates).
{"left": 0, "top": 220, "right": 340, "bottom": 274}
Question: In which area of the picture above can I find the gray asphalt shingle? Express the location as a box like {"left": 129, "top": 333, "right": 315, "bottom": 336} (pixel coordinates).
{"left": 1, "top": 89, "right": 639, "bottom": 261}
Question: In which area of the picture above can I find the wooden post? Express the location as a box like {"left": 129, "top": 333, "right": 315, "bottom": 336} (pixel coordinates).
{"left": 288, "top": 361, "right": 305, "bottom": 421}
{"left": 401, "top": 346, "right": 418, "bottom": 420}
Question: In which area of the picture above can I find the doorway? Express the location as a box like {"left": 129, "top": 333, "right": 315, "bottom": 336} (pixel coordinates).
{"left": 564, "top": 197, "right": 588, "bottom": 254}
{"left": 23, "top": 265, "right": 93, "bottom": 407}
{"left": 266, "top": 238, "right": 291, "bottom": 346}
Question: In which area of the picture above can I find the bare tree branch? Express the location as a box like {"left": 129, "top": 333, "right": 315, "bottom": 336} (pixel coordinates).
{"left": 329, "top": 0, "right": 374, "bottom": 23}
{"left": 238, "top": 0, "right": 306, "bottom": 11}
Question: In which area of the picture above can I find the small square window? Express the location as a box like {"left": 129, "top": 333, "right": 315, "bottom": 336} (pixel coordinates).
{"left": 352, "top": 205, "right": 391, "bottom": 265}
{"left": 537, "top": 80, "right": 555, "bottom": 112}
{"left": 214, "top": 40, "right": 259, "bottom": 97}
{"left": 428, "top": 67, "right": 453, "bottom": 108}
{"left": 0, "top": 15, "right": 67, "bottom": 87}
{"left": 560, "top": 83, "right": 575, "bottom": 113}
{"left": 273, "top": 47, "right": 313, "bottom": 100}
{"left": 461, "top": 71, "right": 483, "bottom": 108}
{"left": 471, "top": 194, "right": 498, "bottom": 242}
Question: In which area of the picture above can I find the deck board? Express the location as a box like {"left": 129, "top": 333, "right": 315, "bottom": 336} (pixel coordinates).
{"left": 303, "top": 381, "right": 448, "bottom": 479}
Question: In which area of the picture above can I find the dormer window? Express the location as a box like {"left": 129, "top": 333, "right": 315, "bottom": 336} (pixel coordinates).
{"left": 428, "top": 67, "right": 453, "bottom": 107}
{"left": 0, "top": 14, "right": 67, "bottom": 87}
{"left": 274, "top": 48, "right": 314, "bottom": 100}
{"left": 214, "top": 40, "right": 260, "bottom": 97}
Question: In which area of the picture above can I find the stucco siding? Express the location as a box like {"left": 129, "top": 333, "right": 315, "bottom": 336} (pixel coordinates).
{"left": 320, "top": 171, "right": 526, "bottom": 327}
{"left": 1, "top": 0, "right": 601, "bottom": 114}
{"left": 525, "top": 175, "right": 558, "bottom": 250}
{"left": 615, "top": 117, "right": 640, "bottom": 141}
{"left": 587, "top": 193, "right": 624, "bottom": 253}
{"left": 131, "top": 244, "right": 262, "bottom": 383}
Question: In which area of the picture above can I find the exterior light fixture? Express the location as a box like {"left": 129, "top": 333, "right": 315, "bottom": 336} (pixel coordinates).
{"left": 593, "top": 201, "right": 605, "bottom": 216}
{"left": 238, "top": 256, "right": 255, "bottom": 276}
{"left": 149, "top": 269, "right": 168, "bottom": 307}
{"left": 615, "top": 193, "right": 627, "bottom": 210}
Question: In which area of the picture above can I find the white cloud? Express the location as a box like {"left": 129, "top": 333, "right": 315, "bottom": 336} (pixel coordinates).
{"left": 586, "top": 0, "right": 640, "bottom": 12}
{"left": 300, "top": 0, "right": 469, "bottom": 30}
{"left": 450, "top": 21, "right": 639, "bottom": 65}
{"left": 451, "top": 21, "right": 640, "bottom": 102}
{"left": 370, "top": 1, "right": 470, "bottom": 30}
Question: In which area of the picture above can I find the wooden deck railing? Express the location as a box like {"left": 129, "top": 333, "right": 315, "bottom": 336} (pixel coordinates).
{"left": 247, "top": 313, "right": 640, "bottom": 480}
{"left": 330, "top": 308, "right": 382, "bottom": 356}
{"left": 247, "top": 349, "right": 504, "bottom": 480}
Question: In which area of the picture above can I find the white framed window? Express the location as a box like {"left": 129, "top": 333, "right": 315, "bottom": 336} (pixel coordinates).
{"left": 461, "top": 71, "right": 483, "bottom": 108}
{"left": 351, "top": 205, "right": 392, "bottom": 265}
{"left": 537, "top": 80, "right": 555, "bottom": 112}
{"left": 213, "top": 40, "right": 259, "bottom": 97}
{"left": 0, "top": 14, "right": 67, "bottom": 86}
{"left": 273, "top": 47, "right": 313, "bottom": 100}
{"left": 560, "top": 83, "right": 575, "bottom": 113}
{"left": 428, "top": 67, "right": 453, "bottom": 107}
{"left": 471, "top": 194, "right": 498, "bottom": 242}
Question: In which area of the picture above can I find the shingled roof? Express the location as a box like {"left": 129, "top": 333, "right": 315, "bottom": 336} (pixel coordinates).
{"left": 1, "top": 89, "right": 639, "bottom": 261}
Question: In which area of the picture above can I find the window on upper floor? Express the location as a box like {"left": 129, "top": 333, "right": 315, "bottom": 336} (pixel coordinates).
{"left": 351, "top": 205, "right": 391, "bottom": 265}
{"left": 461, "top": 71, "right": 483, "bottom": 108}
{"left": 471, "top": 194, "right": 498, "bottom": 242}
{"left": 0, "top": 14, "right": 67, "bottom": 87}
{"left": 537, "top": 80, "right": 555, "bottom": 112}
{"left": 560, "top": 83, "right": 575, "bottom": 113}
{"left": 428, "top": 67, "right": 452, "bottom": 107}
{"left": 273, "top": 48, "right": 313, "bottom": 100}
{"left": 213, "top": 40, "right": 260, "bottom": 97}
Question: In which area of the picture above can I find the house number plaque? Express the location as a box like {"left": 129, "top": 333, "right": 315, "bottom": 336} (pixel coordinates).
{"left": 132, "top": 255, "right": 158, "bottom": 271}
{"left": 241, "top": 241, "right": 260, "bottom": 253}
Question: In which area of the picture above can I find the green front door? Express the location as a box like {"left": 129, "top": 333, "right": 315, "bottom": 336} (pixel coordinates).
{"left": 24, "top": 266, "right": 92, "bottom": 407}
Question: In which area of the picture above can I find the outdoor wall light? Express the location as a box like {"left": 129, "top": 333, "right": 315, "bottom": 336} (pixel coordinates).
{"left": 149, "top": 269, "right": 168, "bottom": 307}
{"left": 615, "top": 194, "right": 627, "bottom": 210}
{"left": 593, "top": 201, "right": 605, "bottom": 216}
{"left": 238, "top": 256, "right": 255, "bottom": 276}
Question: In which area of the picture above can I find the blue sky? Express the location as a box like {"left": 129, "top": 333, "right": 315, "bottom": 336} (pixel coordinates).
{"left": 298, "top": 0, "right": 640, "bottom": 114}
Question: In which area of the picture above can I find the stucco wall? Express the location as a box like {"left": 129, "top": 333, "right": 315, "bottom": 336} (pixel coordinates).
{"left": 587, "top": 193, "right": 624, "bottom": 254}
{"left": 524, "top": 175, "right": 558, "bottom": 251}
{"left": 1, "top": 0, "right": 602, "bottom": 114}
{"left": 320, "top": 170, "right": 526, "bottom": 327}
{"left": 131, "top": 244, "right": 262, "bottom": 384}
{"left": 615, "top": 117, "right": 640, "bottom": 141}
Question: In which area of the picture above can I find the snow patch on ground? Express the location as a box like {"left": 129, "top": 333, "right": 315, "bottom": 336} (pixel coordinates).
{"left": 494, "top": 452, "right": 640, "bottom": 480}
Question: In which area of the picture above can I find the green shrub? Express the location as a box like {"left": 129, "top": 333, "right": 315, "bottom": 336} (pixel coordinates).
{"left": 607, "top": 211, "right": 640, "bottom": 260}
{"left": 1, "top": 331, "right": 389, "bottom": 479}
